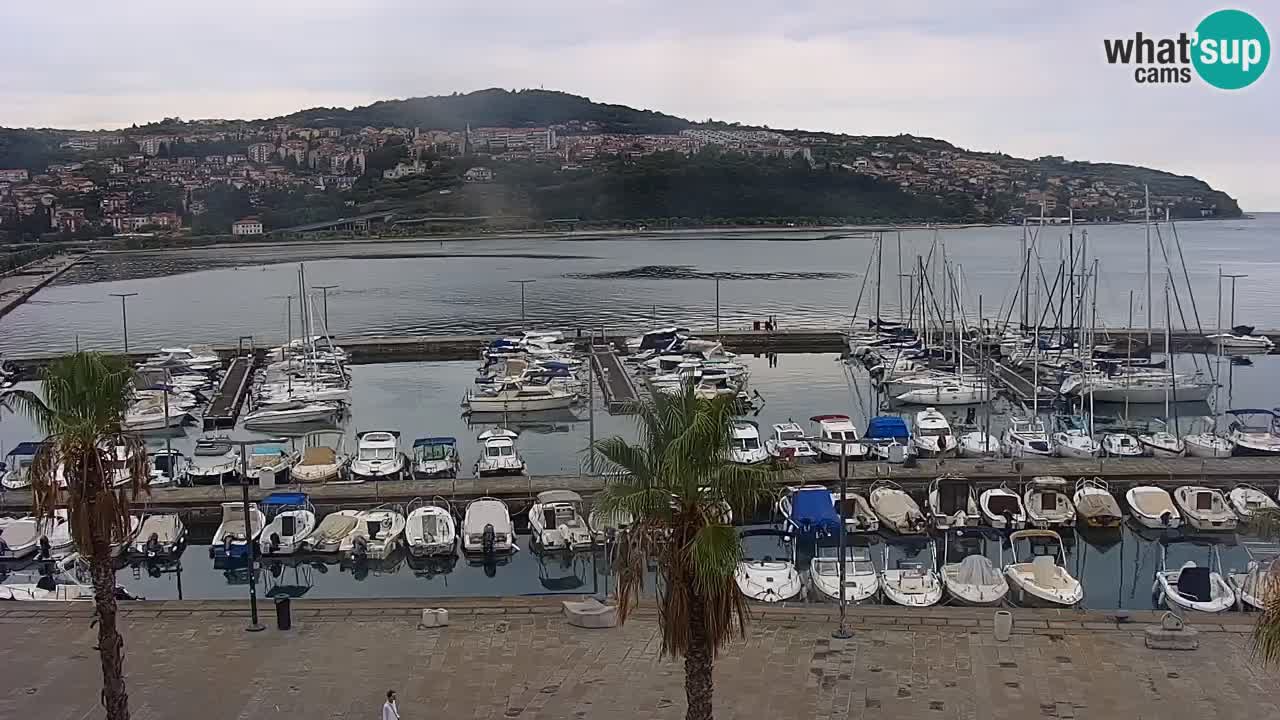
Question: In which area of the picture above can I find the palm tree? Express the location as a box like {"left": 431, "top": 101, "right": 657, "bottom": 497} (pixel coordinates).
{"left": 1, "top": 352, "right": 147, "bottom": 720}
{"left": 1250, "top": 508, "right": 1280, "bottom": 667}
{"left": 591, "top": 385, "right": 786, "bottom": 720}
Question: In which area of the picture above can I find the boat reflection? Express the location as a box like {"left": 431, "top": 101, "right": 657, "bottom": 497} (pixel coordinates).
{"left": 463, "top": 408, "right": 585, "bottom": 435}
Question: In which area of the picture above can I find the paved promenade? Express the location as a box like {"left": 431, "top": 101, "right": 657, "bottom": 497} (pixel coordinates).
{"left": 0, "top": 599, "right": 1274, "bottom": 719}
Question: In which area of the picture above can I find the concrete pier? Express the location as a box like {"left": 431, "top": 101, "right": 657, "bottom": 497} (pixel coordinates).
{"left": 0, "top": 253, "right": 84, "bottom": 321}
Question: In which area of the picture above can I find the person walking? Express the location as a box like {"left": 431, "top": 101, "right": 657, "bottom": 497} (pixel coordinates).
{"left": 382, "top": 690, "right": 400, "bottom": 720}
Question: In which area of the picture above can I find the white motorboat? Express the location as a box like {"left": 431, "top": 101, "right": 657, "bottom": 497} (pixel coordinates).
{"left": 957, "top": 431, "right": 1001, "bottom": 458}
{"left": 764, "top": 422, "right": 818, "bottom": 464}
{"left": 809, "top": 544, "right": 880, "bottom": 604}
{"left": 474, "top": 428, "right": 526, "bottom": 477}
{"left": 831, "top": 490, "right": 879, "bottom": 533}
{"left": 185, "top": 436, "right": 240, "bottom": 486}
{"left": 304, "top": 509, "right": 362, "bottom": 553}
{"left": 862, "top": 416, "right": 913, "bottom": 463}
{"left": 1183, "top": 431, "right": 1234, "bottom": 459}
{"left": 1001, "top": 417, "right": 1051, "bottom": 458}
{"left": 246, "top": 443, "right": 300, "bottom": 485}
{"left": 35, "top": 510, "right": 75, "bottom": 558}
{"left": 807, "top": 414, "right": 866, "bottom": 460}
{"left": 411, "top": 437, "right": 460, "bottom": 479}
{"left": 1204, "top": 331, "right": 1274, "bottom": 350}
{"left": 150, "top": 345, "right": 220, "bottom": 370}
{"left": 131, "top": 513, "right": 185, "bottom": 558}
{"left": 349, "top": 430, "right": 406, "bottom": 481}
{"left": 1072, "top": 477, "right": 1124, "bottom": 529}
{"left": 109, "top": 514, "right": 143, "bottom": 557}
{"left": 291, "top": 431, "right": 350, "bottom": 484}
{"left": 1172, "top": 486, "right": 1237, "bottom": 531}
{"left": 1100, "top": 432, "right": 1144, "bottom": 458}
{"left": 777, "top": 485, "right": 841, "bottom": 538}
{"left": 926, "top": 474, "right": 978, "bottom": 530}
{"left": 869, "top": 479, "right": 927, "bottom": 534}
{"left": 735, "top": 529, "right": 802, "bottom": 602}
{"left": 461, "top": 497, "right": 517, "bottom": 555}
{"left": 1023, "top": 476, "right": 1075, "bottom": 529}
{"left": 912, "top": 407, "right": 956, "bottom": 458}
{"left": 210, "top": 501, "right": 264, "bottom": 560}
{"left": 122, "top": 402, "right": 189, "bottom": 431}
{"left": 0, "top": 555, "right": 123, "bottom": 602}
{"left": 895, "top": 381, "right": 986, "bottom": 406}
{"left": 1228, "top": 543, "right": 1280, "bottom": 611}
{"left": 149, "top": 449, "right": 185, "bottom": 488}
{"left": 1050, "top": 415, "right": 1099, "bottom": 458}
{"left": 342, "top": 506, "right": 406, "bottom": 560}
{"left": 1227, "top": 409, "right": 1280, "bottom": 456}
{"left": 0, "top": 516, "right": 39, "bottom": 559}
{"left": 880, "top": 538, "right": 943, "bottom": 607}
{"left": 242, "top": 400, "right": 342, "bottom": 428}
{"left": 1004, "top": 530, "right": 1082, "bottom": 607}
{"left": 258, "top": 492, "right": 317, "bottom": 555}
{"left": 1125, "top": 485, "right": 1182, "bottom": 529}
{"left": 1, "top": 442, "right": 41, "bottom": 490}
{"left": 529, "top": 490, "right": 593, "bottom": 551}
{"left": 465, "top": 382, "right": 576, "bottom": 413}
{"left": 940, "top": 528, "right": 1009, "bottom": 607}
{"left": 1227, "top": 484, "right": 1280, "bottom": 522}
{"left": 979, "top": 484, "right": 1026, "bottom": 529}
{"left": 405, "top": 499, "right": 457, "bottom": 557}
{"left": 1154, "top": 545, "right": 1235, "bottom": 613}
{"left": 727, "top": 421, "right": 768, "bottom": 465}
{"left": 1137, "top": 428, "right": 1185, "bottom": 458}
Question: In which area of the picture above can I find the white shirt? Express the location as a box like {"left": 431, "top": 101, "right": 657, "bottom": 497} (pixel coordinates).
{"left": 383, "top": 701, "right": 400, "bottom": 720}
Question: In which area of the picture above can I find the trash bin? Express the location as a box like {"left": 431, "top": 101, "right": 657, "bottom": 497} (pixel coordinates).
{"left": 274, "top": 596, "right": 292, "bottom": 630}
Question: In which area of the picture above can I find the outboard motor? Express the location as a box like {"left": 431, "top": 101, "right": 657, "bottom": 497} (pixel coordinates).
{"left": 145, "top": 532, "right": 161, "bottom": 557}
{"left": 38, "top": 536, "right": 52, "bottom": 561}
{"left": 269, "top": 532, "right": 282, "bottom": 554}
{"left": 351, "top": 534, "right": 369, "bottom": 560}
{"left": 1160, "top": 510, "right": 1174, "bottom": 527}
{"left": 482, "top": 523, "right": 496, "bottom": 555}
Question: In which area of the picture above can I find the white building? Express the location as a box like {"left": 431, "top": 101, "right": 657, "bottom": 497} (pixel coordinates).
{"left": 248, "top": 143, "right": 277, "bottom": 164}
{"left": 231, "top": 217, "right": 264, "bottom": 236}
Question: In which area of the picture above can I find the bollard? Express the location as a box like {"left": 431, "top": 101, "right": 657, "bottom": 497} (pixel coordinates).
{"left": 274, "top": 596, "right": 292, "bottom": 630}
{"left": 993, "top": 610, "right": 1013, "bottom": 642}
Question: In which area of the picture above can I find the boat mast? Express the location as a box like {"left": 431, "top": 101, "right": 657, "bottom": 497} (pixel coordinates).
{"left": 874, "top": 233, "right": 883, "bottom": 330}
{"left": 1145, "top": 185, "right": 1152, "bottom": 346}
{"left": 1020, "top": 219, "right": 1029, "bottom": 329}
{"left": 1089, "top": 259, "right": 1099, "bottom": 437}
{"left": 1213, "top": 267, "right": 1223, "bottom": 434}
{"left": 1166, "top": 281, "right": 1179, "bottom": 437}
{"left": 1125, "top": 290, "right": 1133, "bottom": 425}
{"left": 896, "top": 231, "right": 905, "bottom": 326}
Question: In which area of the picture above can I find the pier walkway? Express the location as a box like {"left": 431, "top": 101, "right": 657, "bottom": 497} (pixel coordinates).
{"left": 202, "top": 356, "right": 254, "bottom": 429}
{"left": 0, "top": 253, "right": 83, "bottom": 320}
{"left": 0, "top": 599, "right": 1271, "bottom": 719}
{"left": 590, "top": 343, "right": 639, "bottom": 413}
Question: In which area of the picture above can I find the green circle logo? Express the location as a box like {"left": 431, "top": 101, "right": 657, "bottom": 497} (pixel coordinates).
{"left": 1193, "top": 9, "right": 1270, "bottom": 89}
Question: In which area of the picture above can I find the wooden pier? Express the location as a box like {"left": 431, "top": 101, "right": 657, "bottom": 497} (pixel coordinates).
{"left": 591, "top": 343, "right": 640, "bottom": 414}
{"left": 202, "top": 357, "right": 254, "bottom": 429}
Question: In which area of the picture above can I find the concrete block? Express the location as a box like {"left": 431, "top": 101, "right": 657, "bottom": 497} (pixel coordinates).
{"left": 419, "top": 608, "right": 450, "bottom": 628}
{"left": 1144, "top": 625, "right": 1199, "bottom": 650}
{"left": 563, "top": 598, "right": 619, "bottom": 629}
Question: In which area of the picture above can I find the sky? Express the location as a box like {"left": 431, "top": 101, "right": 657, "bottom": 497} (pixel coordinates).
{"left": 2, "top": 1, "right": 1277, "bottom": 208}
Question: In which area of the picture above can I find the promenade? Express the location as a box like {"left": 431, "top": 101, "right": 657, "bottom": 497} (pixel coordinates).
{"left": 0, "top": 598, "right": 1273, "bottom": 719}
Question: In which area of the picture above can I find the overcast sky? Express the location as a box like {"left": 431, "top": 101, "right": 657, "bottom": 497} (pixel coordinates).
{"left": 3, "top": 1, "right": 1276, "bottom": 208}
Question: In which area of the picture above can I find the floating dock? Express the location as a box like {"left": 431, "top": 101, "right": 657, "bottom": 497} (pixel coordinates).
{"left": 590, "top": 343, "right": 640, "bottom": 414}
{"left": 202, "top": 357, "right": 254, "bottom": 429}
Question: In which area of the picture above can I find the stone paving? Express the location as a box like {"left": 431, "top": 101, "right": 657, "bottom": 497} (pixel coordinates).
{"left": 0, "top": 599, "right": 1275, "bottom": 719}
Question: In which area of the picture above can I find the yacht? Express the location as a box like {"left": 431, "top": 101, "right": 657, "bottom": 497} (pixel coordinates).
{"left": 808, "top": 414, "right": 866, "bottom": 461}
{"left": 926, "top": 474, "right": 978, "bottom": 530}
{"left": 1227, "top": 409, "right": 1280, "bottom": 456}
{"left": 474, "top": 428, "right": 526, "bottom": 477}
{"left": 349, "top": 430, "right": 407, "bottom": 481}
{"left": 1004, "top": 530, "right": 1082, "bottom": 607}
{"left": 912, "top": 407, "right": 956, "bottom": 458}
{"left": 1050, "top": 415, "right": 1099, "bottom": 459}
{"left": 1, "top": 442, "right": 41, "bottom": 490}
{"left": 461, "top": 497, "right": 517, "bottom": 556}
{"left": 1125, "top": 485, "right": 1181, "bottom": 529}
{"left": 405, "top": 499, "right": 457, "bottom": 557}
{"left": 1100, "top": 432, "right": 1144, "bottom": 458}
{"left": 210, "top": 501, "right": 264, "bottom": 560}
{"left": 1172, "top": 486, "right": 1237, "bottom": 531}
{"left": 465, "top": 382, "right": 576, "bottom": 413}
{"left": 764, "top": 422, "right": 818, "bottom": 464}
{"left": 1001, "top": 417, "right": 1051, "bottom": 458}
{"left": 894, "top": 380, "right": 986, "bottom": 406}
{"left": 809, "top": 544, "right": 880, "bottom": 604}
{"left": 122, "top": 401, "right": 189, "bottom": 431}
{"left": 528, "top": 490, "right": 593, "bottom": 551}
{"left": 1072, "top": 477, "right": 1124, "bottom": 528}
{"left": 979, "top": 484, "right": 1027, "bottom": 529}
{"left": 880, "top": 538, "right": 943, "bottom": 607}
{"left": 1205, "top": 326, "right": 1274, "bottom": 351}
{"left": 243, "top": 400, "right": 343, "bottom": 429}
{"left": 291, "top": 431, "right": 350, "bottom": 484}
{"left": 246, "top": 443, "right": 299, "bottom": 485}
{"left": 410, "top": 436, "right": 460, "bottom": 479}
{"left": 341, "top": 505, "right": 406, "bottom": 560}
{"left": 257, "top": 492, "right": 317, "bottom": 555}
{"left": 735, "top": 529, "right": 802, "bottom": 602}
{"left": 728, "top": 421, "right": 768, "bottom": 465}
{"left": 185, "top": 436, "right": 240, "bottom": 486}
{"left": 940, "top": 528, "right": 1009, "bottom": 607}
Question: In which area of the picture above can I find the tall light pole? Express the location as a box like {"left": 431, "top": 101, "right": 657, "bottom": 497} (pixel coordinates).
{"left": 509, "top": 279, "right": 536, "bottom": 325}
{"left": 714, "top": 276, "right": 721, "bottom": 335}
{"left": 800, "top": 432, "right": 856, "bottom": 640}
{"left": 109, "top": 292, "right": 138, "bottom": 353}
{"left": 224, "top": 437, "right": 288, "bottom": 632}
{"left": 314, "top": 284, "right": 338, "bottom": 333}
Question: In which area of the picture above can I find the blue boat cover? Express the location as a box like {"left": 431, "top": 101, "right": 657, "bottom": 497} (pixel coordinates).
{"left": 6, "top": 441, "right": 43, "bottom": 457}
{"left": 413, "top": 437, "right": 457, "bottom": 447}
{"left": 790, "top": 488, "right": 840, "bottom": 535}
{"left": 262, "top": 492, "right": 308, "bottom": 506}
{"left": 864, "top": 416, "right": 910, "bottom": 441}
{"left": 253, "top": 444, "right": 286, "bottom": 454}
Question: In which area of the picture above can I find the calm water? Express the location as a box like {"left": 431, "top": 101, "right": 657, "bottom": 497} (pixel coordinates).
{"left": 2, "top": 215, "right": 1278, "bottom": 355}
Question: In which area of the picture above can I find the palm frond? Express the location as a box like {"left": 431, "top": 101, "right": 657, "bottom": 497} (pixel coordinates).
{"left": 1249, "top": 508, "right": 1280, "bottom": 542}
{"left": 1251, "top": 559, "right": 1280, "bottom": 667}
{"left": 686, "top": 523, "right": 741, "bottom": 595}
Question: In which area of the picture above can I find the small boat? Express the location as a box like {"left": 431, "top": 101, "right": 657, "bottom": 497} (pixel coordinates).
{"left": 979, "top": 484, "right": 1026, "bottom": 529}
{"left": 1072, "top": 477, "right": 1124, "bottom": 528}
{"left": 1183, "top": 431, "right": 1234, "bottom": 458}
{"left": 1154, "top": 544, "right": 1235, "bottom": 613}
{"left": 588, "top": 505, "right": 633, "bottom": 543}
{"left": 291, "top": 431, "right": 350, "bottom": 484}
{"left": 956, "top": 430, "right": 1001, "bottom": 459}
{"left": 1227, "top": 484, "right": 1280, "bottom": 521}
{"left": 246, "top": 443, "right": 299, "bottom": 485}
{"left": 880, "top": 538, "right": 943, "bottom": 607}
{"left": 807, "top": 414, "right": 866, "bottom": 461}
{"left": 149, "top": 449, "right": 186, "bottom": 488}
{"left": 131, "top": 513, "right": 186, "bottom": 558}
{"left": 895, "top": 381, "right": 986, "bottom": 406}
{"left": 862, "top": 415, "right": 913, "bottom": 463}
{"left": 926, "top": 473, "right": 978, "bottom": 530}
{"left": 257, "top": 492, "right": 317, "bottom": 555}
{"left": 728, "top": 421, "right": 768, "bottom": 465}
{"left": 1204, "top": 329, "right": 1274, "bottom": 350}
{"left": 868, "top": 479, "right": 927, "bottom": 534}
{"left": 1100, "top": 432, "right": 1144, "bottom": 458}
{"left": 1051, "top": 415, "right": 1099, "bottom": 458}
{"left": 626, "top": 327, "right": 688, "bottom": 353}
{"left": 1172, "top": 486, "right": 1237, "bottom": 531}
{"left": 474, "top": 428, "right": 526, "bottom": 477}
{"left": 912, "top": 407, "right": 956, "bottom": 458}
{"left": 185, "top": 436, "right": 240, "bottom": 486}
{"left": 405, "top": 499, "right": 457, "bottom": 557}
{"left": 940, "top": 528, "right": 1009, "bottom": 607}
{"left": 109, "top": 514, "right": 143, "bottom": 557}
{"left": 460, "top": 497, "right": 517, "bottom": 555}
{"left": 349, "top": 430, "right": 406, "bottom": 481}
{"left": 777, "top": 485, "right": 841, "bottom": 538}
{"left": 735, "top": 529, "right": 802, "bottom": 602}
{"left": 0, "top": 555, "right": 130, "bottom": 602}
{"left": 465, "top": 381, "right": 577, "bottom": 413}
{"left": 764, "top": 422, "right": 818, "bottom": 464}
{"left": 1001, "top": 417, "right": 1051, "bottom": 458}
{"left": 304, "top": 509, "right": 362, "bottom": 553}
{"left": 243, "top": 400, "right": 343, "bottom": 429}
{"left": 809, "top": 543, "right": 879, "bottom": 604}
{"left": 411, "top": 437, "right": 460, "bottom": 479}
{"left": 831, "top": 490, "right": 879, "bottom": 533}
{"left": 529, "top": 490, "right": 593, "bottom": 551}
{"left": 341, "top": 505, "right": 406, "bottom": 560}
{"left": 1227, "top": 408, "right": 1280, "bottom": 456}
{"left": 1228, "top": 543, "right": 1280, "bottom": 611}
{"left": 122, "top": 402, "right": 189, "bottom": 431}
{"left": 1125, "top": 485, "right": 1182, "bottom": 529}
{"left": 0, "top": 516, "right": 39, "bottom": 559}
{"left": 1, "top": 442, "right": 41, "bottom": 490}
{"left": 210, "top": 501, "right": 265, "bottom": 560}
{"left": 36, "top": 510, "right": 75, "bottom": 558}
{"left": 1023, "top": 476, "right": 1074, "bottom": 529}
{"left": 1137, "top": 423, "right": 1186, "bottom": 458}
{"left": 1004, "top": 530, "right": 1083, "bottom": 607}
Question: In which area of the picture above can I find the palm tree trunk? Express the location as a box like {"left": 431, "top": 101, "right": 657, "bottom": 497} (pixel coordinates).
{"left": 684, "top": 591, "right": 714, "bottom": 720}
{"left": 89, "top": 536, "right": 130, "bottom": 720}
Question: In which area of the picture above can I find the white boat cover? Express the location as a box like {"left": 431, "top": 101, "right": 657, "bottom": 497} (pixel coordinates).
{"left": 956, "top": 554, "right": 1002, "bottom": 585}
{"left": 875, "top": 492, "right": 919, "bottom": 527}
{"left": 311, "top": 514, "right": 358, "bottom": 543}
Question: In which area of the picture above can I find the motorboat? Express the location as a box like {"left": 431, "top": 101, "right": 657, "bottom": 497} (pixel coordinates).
{"left": 940, "top": 528, "right": 1009, "bottom": 606}
{"left": 1137, "top": 423, "right": 1186, "bottom": 458}
{"left": 911, "top": 407, "right": 956, "bottom": 458}
{"left": 1183, "top": 431, "right": 1234, "bottom": 459}
{"left": 257, "top": 492, "right": 317, "bottom": 555}
{"left": 210, "top": 501, "right": 264, "bottom": 560}
{"left": 246, "top": 443, "right": 299, "bottom": 485}
{"left": 405, "top": 499, "right": 457, "bottom": 557}
{"left": 1125, "top": 485, "right": 1182, "bottom": 529}
{"left": 474, "top": 428, "right": 526, "bottom": 477}
{"left": 185, "top": 436, "right": 240, "bottom": 485}
{"left": 349, "top": 430, "right": 406, "bottom": 481}
{"left": 0, "top": 516, "right": 39, "bottom": 559}
{"left": 894, "top": 381, "right": 986, "bottom": 406}
{"left": 243, "top": 400, "right": 343, "bottom": 429}
{"left": 149, "top": 449, "right": 185, "bottom": 488}
{"left": 1100, "top": 432, "right": 1144, "bottom": 458}
{"left": 727, "top": 421, "right": 768, "bottom": 465}
{"left": 0, "top": 555, "right": 114, "bottom": 602}
{"left": 465, "top": 382, "right": 577, "bottom": 413}
{"left": 461, "top": 497, "right": 517, "bottom": 555}
{"left": 926, "top": 474, "right": 978, "bottom": 530}
{"left": 1204, "top": 329, "right": 1274, "bottom": 351}
{"left": 122, "top": 402, "right": 189, "bottom": 432}
{"left": 862, "top": 416, "right": 912, "bottom": 463}
{"left": 1227, "top": 409, "right": 1280, "bottom": 456}
{"left": 1004, "top": 530, "right": 1083, "bottom": 607}
{"left": 1154, "top": 543, "right": 1235, "bottom": 613}
{"left": 291, "top": 431, "right": 350, "bottom": 484}
{"left": 957, "top": 430, "right": 1001, "bottom": 459}
{"left": 1023, "top": 476, "right": 1074, "bottom": 529}
{"left": 831, "top": 490, "right": 879, "bottom": 533}
{"left": 1227, "top": 484, "right": 1280, "bottom": 522}
{"left": 529, "top": 490, "right": 593, "bottom": 551}
{"left": 1228, "top": 543, "right": 1280, "bottom": 611}
{"left": 1072, "top": 477, "right": 1124, "bottom": 528}
{"left": 808, "top": 414, "right": 866, "bottom": 461}
{"left": 304, "top": 509, "right": 362, "bottom": 553}
{"left": 341, "top": 506, "right": 406, "bottom": 560}
{"left": 131, "top": 513, "right": 186, "bottom": 558}
{"left": 149, "top": 345, "right": 220, "bottom": 370}
{"left": 809, "top": 543, "right": 879, "bottom": 604}
{"left": 1, "top": 442, "right": 41, "bottom": 490}
{"left": 411, "top": 437, "right": 460, "bottom": 479}
{"left": 764, "top": 422, "right": 818, "bottom": 464}
{"left": 979, "top": 484, "right": 1026, "bottom": 529}
{"left": 880, "top": 538, "right": 943, "bottom": 607}
{"left": 36, "top": 510, "right": 75, "bottom": 558}
{"left": 735, "top": 529, "right": 802, "bottom": 602}
{"left": 1172, "top": 486, "right": 1237, "bottom": 531}
{"left": 626, "top": 327, "right": 689, "bottom": 354}
{"left": 777, "top": 485, "right": 841, "bottom": 538}
{"left": 109, "top": 514, "right": 143, "bottom": 557}
{"left": 1001, "top": 417, "right": 1051, "bottom": 458}
{"left": 1050, "top": 415, "right": 1099, "bottom": 459}
{"left": 868, "top": 479, "right": 926, "bottom": 534}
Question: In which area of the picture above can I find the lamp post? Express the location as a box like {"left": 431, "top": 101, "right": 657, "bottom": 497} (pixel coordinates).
{"left": 800, "top": 432, "right": 856, "bottom": 640}
{"left": 714, "top": 276, "right": 721, "bottom": 335}
{"left": 314, "top": 284, "right": 338, "bottom": 332}
{"left": 225, "top": 437, "right": 288, "bottom": 632}
{"left": 509, "top": 279, "right": 536, "bottom": 325}
{"left": 109, "top": 292, "right": 138, "bottom": 353}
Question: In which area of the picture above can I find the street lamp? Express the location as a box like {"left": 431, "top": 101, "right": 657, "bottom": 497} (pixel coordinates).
{"left": 314, "top": 285, "right": 338, "bottom": 332}
{"left": 509, "top": 279, "right": 536, "bottom": 325}
{"left": 109, "top": 292, "right": 138, "bottom": 353}
{"left": 798, "top": 433, "right": 857, "bottom": 640}
{"left": 223, "top": 437, "right": 288, "bottom": 632}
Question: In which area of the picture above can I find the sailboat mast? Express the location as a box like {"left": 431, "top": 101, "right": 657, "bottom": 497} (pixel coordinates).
{"left": 1125, "top": 290, "right": 1133, "bottom": 424}
{"left": 1020, "top": 220, "right": 1029, "bottom": 328}
{"left": 874, "top": 234, "right": 883, "bottom": 329}
{"left": 1145, "top": 185, "right": 1152, "bottom": 346}
{"left": 1089, "top": 259, "right": 1098, "bottom": 436}
{"left": 896, "top": 231, "right": 904, "bottom": 326}
{"left": 1213, "top": 267, "right": 1223, "bottom": 433}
